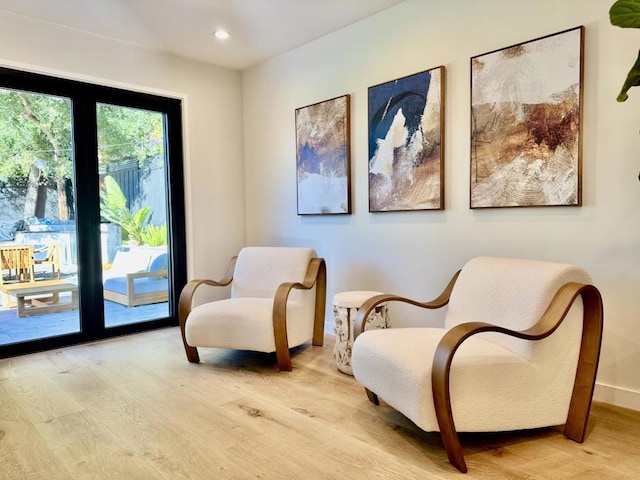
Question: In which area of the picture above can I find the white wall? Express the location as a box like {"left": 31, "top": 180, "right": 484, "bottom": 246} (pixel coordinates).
{"left": 242, "top": 0, "right": 640, "bottom": 410}
{"left": 0, "top": 9, "right": 247, "bottom": 296}
{"left": 1, "top": 1, "right": 637, "bottom": 412}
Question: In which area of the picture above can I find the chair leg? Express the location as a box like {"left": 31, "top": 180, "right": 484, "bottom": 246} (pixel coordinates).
{"left": 433, "top": 339, "right": 468, "bottom": 473}
{"left": 365, "top": 388, "right": 379, "bottom": 405}
{"left": 436, "top": 416, "right": 468, "bottom": 473}
{"left": 564, "top": 285, "right": 604, "bottom": 442}
{"left": 177, "top": 310, "right": 200, "bottom": 363}
{"left": 178, "top": 282, "right": 201, "bottom": 364}
{"left": 184, "top": 345, "right": 200, "bottom": 363}
{"left": 312, "top": 258, "right": 327, "bottom": 347}
{"left": 275, "top": 346, "right": 292, "bottom": 371}
{"left": 272, "top": 291, "right": 292, "bottom": 371}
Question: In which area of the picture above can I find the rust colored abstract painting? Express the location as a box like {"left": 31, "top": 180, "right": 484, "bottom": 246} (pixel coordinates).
{"left": 470, "top": 27, "right": 584, "bottom": 208}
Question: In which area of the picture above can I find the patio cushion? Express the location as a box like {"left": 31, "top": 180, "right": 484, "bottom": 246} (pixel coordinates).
{"left": 148, "top": 253, "right": 168, "bottom": 273}
{"left": 103, "top": 276, "right": 168, "bottom": 295}
{"left": 0, "top": 220, "right": 22, "bottom": 241}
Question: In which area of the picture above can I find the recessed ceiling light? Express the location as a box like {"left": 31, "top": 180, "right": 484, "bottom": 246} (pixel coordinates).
{"left": 214, "top": 29, "right": 230, "bottom": 40}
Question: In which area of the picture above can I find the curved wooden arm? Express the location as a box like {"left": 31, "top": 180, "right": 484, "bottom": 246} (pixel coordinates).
{"left": 353, "top": 270, "right": 460, "bottom": 341}
{"left": 272, "top": 257, "right": 327, "bottom": 371}
{"left": 431, "top": 282, "right": 603, "bottom": 473}
{"left": 178, "top": 255, "right": 237, "bottom": 363}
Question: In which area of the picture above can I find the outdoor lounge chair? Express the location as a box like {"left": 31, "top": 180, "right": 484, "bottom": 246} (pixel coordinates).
{"left": 103, "top": 247, "right": 168, "bottom": 307}
{"left": 0, "top": 244, "right": 34, "bottom": 284}
{"left": 33, "top": 244, "right": 61, "bottom": 280}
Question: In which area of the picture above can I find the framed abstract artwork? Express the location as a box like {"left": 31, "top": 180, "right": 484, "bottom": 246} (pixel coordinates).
{"left": 368, "top": 66, "right": 445, "bottom": 212}
{"left": 295, "top": 94, "right": 351, "bottom": 215}
{"left": 470, "top": 26, "right": 584, "bottom": 208}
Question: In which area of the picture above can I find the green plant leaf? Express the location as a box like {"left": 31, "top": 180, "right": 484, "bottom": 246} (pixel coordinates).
{"left": 141, "top": 223, "right": 167, "bottom": 247}
{"left": 131, "top": 207, "right": 150, "bottom": 228}
{"left": 100, "top": 174, "right": 153, "bottom": 243}
{"left": 127, "top": 206, "right": 150, "bottom": 243}
{"left": 610, "top": 0, "right": 640, "bottom": 28}
{"left": 100, "top": 175, "right": 130, "bottom": 226}
{"left": 617, "top": 49, "right": 640, "bottom": 101}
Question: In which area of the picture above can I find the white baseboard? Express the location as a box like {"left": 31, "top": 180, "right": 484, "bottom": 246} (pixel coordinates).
{"left": 593, "top": 383, "right": 640, "bottom": 412}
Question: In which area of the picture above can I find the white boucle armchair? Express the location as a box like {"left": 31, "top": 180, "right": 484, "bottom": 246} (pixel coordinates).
{"left": 179, "top": 247, "right": 326, "bottom": 371}
{"left": 351, "top": 256, "right": 603, "bottom": 473}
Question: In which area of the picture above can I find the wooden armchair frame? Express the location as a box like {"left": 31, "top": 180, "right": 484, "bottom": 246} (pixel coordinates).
{"left": 33, "top": 243, "right": 61, "bottom": 280}
{"left": 179, "top": 255, "right": 327, "bottom": 371}
{"left": 103, "top": 269, "right": 169, "bottom": 307}
{"left": 353, "top": 271, "right": 603, "bottom": 473}
{"left": 0, "top": 244, "right": 35, "bottom": 284}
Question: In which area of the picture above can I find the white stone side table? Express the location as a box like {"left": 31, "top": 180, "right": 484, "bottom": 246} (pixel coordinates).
{"left": 332, "top": 290, "right": 390, "bottom": 375}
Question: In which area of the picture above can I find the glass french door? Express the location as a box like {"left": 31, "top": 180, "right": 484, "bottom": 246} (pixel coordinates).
{"left": 0, "top": 87, "right": 81, "bottom": 343}
{"left": 0, "top": 67, "right": 186, "bottom": 357}
{"left": 97, "top": 103, "right": 170, "bottom": 327}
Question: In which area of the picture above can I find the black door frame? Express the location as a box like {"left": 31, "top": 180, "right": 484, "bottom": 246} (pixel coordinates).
{"left": 0, "top": 66, "right": 187, "bottom": 358}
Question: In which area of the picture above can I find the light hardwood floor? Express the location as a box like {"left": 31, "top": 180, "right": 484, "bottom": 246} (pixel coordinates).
{"left": 0, "top": 327, "right": 638, "bottom": 479}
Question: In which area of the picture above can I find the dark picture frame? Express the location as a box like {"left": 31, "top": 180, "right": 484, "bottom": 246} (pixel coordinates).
{"left": 368, "top": 66, "right": 445, "bottom": 212}
{"left": 470, "top": 26, "right": 584, "bottom": 208}
{"left": 295, "top": 94, "right": 351, "bottom": 215}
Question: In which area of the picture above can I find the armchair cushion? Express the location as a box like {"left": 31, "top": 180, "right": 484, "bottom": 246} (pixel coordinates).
{"left": 445, "top": 256, "right": 591, "bottom": 358}
{"left": 186, "top": 247, "right": 317, "bottom": 351}
{"left": 179, "top": 246, "right": 327, "bottom": 371}
{"left": 352, "top": 327, "right": 576, "bottom": 434}
{"left": 185, "top": 298, "right": 310, "bottom": 352}
{"left": 351, "top": 256, "right": 603, "bottom": 473}
{"left": 231, "top": 247, "right": 315, "bottom": 303}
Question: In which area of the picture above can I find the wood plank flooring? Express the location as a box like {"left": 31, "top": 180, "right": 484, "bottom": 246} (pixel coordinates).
{"left": 0, "top": 327, "right": 638, "bottom": 479}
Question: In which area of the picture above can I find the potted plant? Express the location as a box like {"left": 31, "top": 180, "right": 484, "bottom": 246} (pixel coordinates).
{"left": 610, "top": 0, "right": 640, "bottom": 180}
{"left": 100, "top": 175, "right": 166, "bottom": 246}
{"left": 610, "top": 0, "right": 640, "bottom": 101}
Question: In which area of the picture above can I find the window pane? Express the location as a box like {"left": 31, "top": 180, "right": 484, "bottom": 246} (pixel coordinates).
{"left": 97, "top": 104, "right": 169, "bottom": 327}
{"left": 0, "top": 88, "right": 80, "bottom": 345}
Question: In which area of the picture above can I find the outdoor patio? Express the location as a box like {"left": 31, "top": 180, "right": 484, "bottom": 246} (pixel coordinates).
{"left": 0, "top": 298, "right": 169, "bottom": 346}
{"left": 0, "top": 243, "right": 172, "bottom": 347}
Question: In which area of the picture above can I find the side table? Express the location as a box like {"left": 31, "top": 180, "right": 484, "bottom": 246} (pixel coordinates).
{"left": 332, "top": 290, "right": 390, "bottom": 375}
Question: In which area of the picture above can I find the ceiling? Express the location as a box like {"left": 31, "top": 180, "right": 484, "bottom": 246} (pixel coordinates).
{"left": 0, "top": 0, "right": 406, "bottom": 70}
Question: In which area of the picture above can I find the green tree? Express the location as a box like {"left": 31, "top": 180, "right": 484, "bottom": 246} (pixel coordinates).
{"left": 0, "top": 88, "right": 163, "bottom": 218}
{"left": 0, "top": 89, "right": 73, "bottom": 217}
{"left": 96, "top": 104, "right": 164, "bottom": 165}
